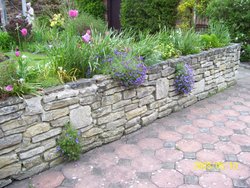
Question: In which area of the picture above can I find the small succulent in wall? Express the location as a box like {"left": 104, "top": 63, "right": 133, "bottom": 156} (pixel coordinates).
{"left": 174, "top": 62, "right": 194, "bottom": 94}
{"left": 56, "top": 123, "right": 81, "bottom": 161}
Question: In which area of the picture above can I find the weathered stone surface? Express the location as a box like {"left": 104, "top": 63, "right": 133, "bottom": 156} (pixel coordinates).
{"left": 193, "top": 79, "right": 205, "bottom": 94}
{"left": 23, "top": 123, "right": 50, "bottom": 138}
{"left": 0, "top": 154, "right": 18, "bottom": 168}
{"left": 0, "top": 130, "right": 3, "bottom": 138}
{"left": 0, "top": 97, "right": 22, "bottom": 108}
{"left": 51, "top": 116, "right": 69, "bottom": 127}
{"left": 5, "top": 126, "right": 26, "bottom": 136}
{"left": 113, "top": 100, "right": 131, "bottom": 110}
{"left": 80, "top": 95, "right": 99, "bottom": 105}
{"left": 42, "top": 107, "right": 69, "bottom": 121}
{"left": 106, "top": 118, "right": 127, "bottom": 130}
{"left": 1, "top": 120, "right": 22, "bottom": 132}
{"left": 24, "top": 96, "right": 43, "bottom": 115}
{"left": 100, "top": 127, "right": 124, "bottom": 138}
{"left": 141, "top": 112, "right": 158, "bottom": 126}
{"left": 32, "top": 128, "right": 62, "bottom": 143}
{"left": 19, "top": 115, "right": 40, "bottom": 126}
{"left": 49, "top": 157, "right": 64, "bottom": 167}
{"left": 137, "top": 87, "right": 155, "bottom": 98}
{"left": 23, "top": 156, "right": 42, "bottom": 169}
{"left": 56, "top": 89, "right": 79, "bottom": 100}
{"left": 82, "top": 127, "right": 103, "bottom": 138}
{"left": 79, "top": 84, "right": 98, "bottom": 97}
{"left": 0, "top": 134, "right": 22, "bottom": 150}
{"left": 123, "top": 90, "right": 136, "bottom": 99}
{"left": 0, "top": 179, "right": 12, "bottom": 188}
{"left": 139, "top": 95, "right": 155, "bottom": 107}
{"left": 92, "top": 106, "right": 111, "bottom": 118}
{"left": 102, "top": 93, "right": 122, "bottom": 106}
{"left": 98, "top": 111, "right": 124, "bottom": 125}
{"left": 0, "top": 103, "right": 25, "bottom": 116}
{"left": 44, "top": 147, "right": 60, "bottom": 161}
{"left": 44, "top": 97, "right": 79, "bottom": 111}
{"left": 42, "top": 139, "right": 56, "bottom": 150}
{"left": 0, "top": 163, "right": 21, "bottom": 179}
{"left": 20, "top": 146, "right": 45, "bottom": 159}
{"left": 0, "top": 111, "right": 23, "bottom": 124}
{"left": 156, "top": 78, "right": 169, "bottom": 100}
{"left": 126, "top": 106, "right": 147, "bottom": 120}
{"left": 70, "top": 106, "right": 92, "bottom": 129}
{"left": 125, "top": 124, "right": 141, "bottom": 134}
{"left": 14, "top": 163, "right": 48, "bottom": 180}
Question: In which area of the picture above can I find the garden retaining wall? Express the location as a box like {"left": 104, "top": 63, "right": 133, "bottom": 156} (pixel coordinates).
{"left": 0, "top": 44, "right": 241, "bottom": 187}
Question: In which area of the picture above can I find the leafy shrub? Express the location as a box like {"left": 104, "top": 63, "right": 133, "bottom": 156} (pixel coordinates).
{"left": 206, "top": 0, "right": 250, "bottom": 60}
{"left": 5, "top": 17, "right": 32, "bottom": 43}
{"left": 174, "top": 63, "right": 194, "bottom": 94}
{"left": 56, "top": 123, "right": 81, "bottom": 161}
{"left": 75, "top": 0, "right": 105, "bottom": 19}
{"left": 0, "top": 31, "right": 14, "bottom": 51}
{"left": 157, "top": 43, "right": 181, "bottom": 60}
{"left": 241, "top": 44, "right": 250, "bottom": 62}
{"left": 121, "top": 0, "right": 180, "bottom": 33}
{"left": 169, "top": 29, "right": 201, "bottom": 55}
{"left": 200, "top": 34, "right": 221, "bottom": 50}
{"left": 208, "top": 22, "right": 231, "bottom": 46}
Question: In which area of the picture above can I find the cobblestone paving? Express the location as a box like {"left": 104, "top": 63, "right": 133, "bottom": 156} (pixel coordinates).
{"left": 7, "top": 68, "right": 250, "bottom": 188}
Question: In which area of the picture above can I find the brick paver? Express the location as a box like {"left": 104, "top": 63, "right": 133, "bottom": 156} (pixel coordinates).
{"left": 7, "top": 67, "right": 250, "bottom": 187}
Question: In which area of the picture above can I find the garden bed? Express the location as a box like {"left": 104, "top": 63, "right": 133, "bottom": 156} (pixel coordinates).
{"left": 0, "top": 44, "right": 241, "bottom": 187}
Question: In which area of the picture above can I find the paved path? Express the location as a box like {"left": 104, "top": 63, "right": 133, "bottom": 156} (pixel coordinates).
{"left": 7, "top": 67, "right": 250, "bottom": 188}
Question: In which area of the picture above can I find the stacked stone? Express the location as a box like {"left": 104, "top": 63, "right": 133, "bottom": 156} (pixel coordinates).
{"left": 0, "top": 44, "right": 241, "bottom": 187}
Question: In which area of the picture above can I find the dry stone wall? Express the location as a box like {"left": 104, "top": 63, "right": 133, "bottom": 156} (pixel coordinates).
{"left": 0, "top": 44, "right": 241, "bottom": 187}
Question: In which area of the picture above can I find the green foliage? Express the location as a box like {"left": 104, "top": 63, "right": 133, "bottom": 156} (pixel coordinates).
{"left": 177, "top": 0, "right": 209, "bottom": 29}
{"left": 208, "top": 22, "right": 231, "bottom": 46}
{"left": 206, "top": 0, "right": 250, "bottom": 60}
{"left": 241, "top": 44, "right": 250, "bottom": 62}
{"left": 169, "top": 29, "right": 201, "bottom": 55}
{"left": 121, "top": 0, "right": 180, "bottom": 33}
{"left": 0, "top": 31, "right": 14, "bottom": 51}
{"left": 200, "top": 34, "right": 221, "bottom": 50}
{"left": 75, "top": 0, "right": 105, "bottom": 19}
{"left": 57, "top": 123, "right": 81, "bottom": 161}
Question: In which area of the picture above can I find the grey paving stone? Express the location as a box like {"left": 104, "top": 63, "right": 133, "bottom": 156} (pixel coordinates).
{"left": 161, "top": 162, "right": 175, "bottom": 169}
{"left": 61, "top": 179, "right": 78, "bottom": 187}
{"left": 239, "top": 111, "right": 249, "bottom": 116}
{"left": 228, "top": 116, "right": 238, "bottom": 121}
{"left": 241, "top": 145, "right": 250, "bottom": 152}
{"left": 141, "top": 149, "right": 155, "bottom": 156}
{"left": 202, "top": 143, "right": 215, "bottom": 150}
{"left": 92, "top": 167, "right": 104, "bottom": 176}
{"left": 214, "top": 122, "right": 225, "bottom": 127}
{"left": 219, "top": 136, "right": 230, "bottom": 142}
{"left": 118, "top": 159, "right": 131, "bottom": 166}
{"left": 200, "top": 128, "right": 210, "bottom": 133}
{"left": 164, "top": 141, "right": 176, "bottom": 149}
{"left": 184, "top": 175, "right": 199, "bottom": 185}
{"left": 136, "top": 172, "right": 151, "bottom": 179}
{"left": 184, "top": 152, "right": 196, "bottom": 159}
{"left": 183, "top": 134, "right": 194, "bottom": 140}
{"left": 225, "top": 154, "right": 238, "bottom": 162}
{"left": 233, "top": 179, "right": 249, "bottom": 188}
{"left": 233, "top": 129, "right": 245, "bottom": 135}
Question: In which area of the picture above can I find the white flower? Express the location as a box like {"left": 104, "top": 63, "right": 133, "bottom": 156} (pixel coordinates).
{"left": 21, "top": 55, "right": 27, "bottom": 59}
{"left": 19, "top": 78, "right": 25, "bottom": 83}
{"left": 48, "top": 45, "right": 53, "bottom": 48}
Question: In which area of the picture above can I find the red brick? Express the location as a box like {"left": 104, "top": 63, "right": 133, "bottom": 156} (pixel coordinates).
{"left": 176, "top": 140, "right": 202, "bottom": 152}
{"left": 115, "top": 144, "right": 141, "bottom": 159}
{"left": 196, "top": 150, "right": 224, "bottom": 162}
{"left": 231, "top": 135, "right": 250, "bottom": 145}
{"left": 215, "top": 142, "right": 241, "bottom": 154}
{"left": 32, "top": 171, "right": 64, "bottom": 188}
{"left": 238, "top": 152, "right": 250, "bottom": 166}
{"left": 176, "top": 159, "right": 204, "bottom": 176}
{"left": 137, "top": 138, "right": 163, "bottom": 150}
{"left": 225, "top": 120, "right": 247, "bottom": 130}
{"left": 211, "top": 126, "right": 234, "bottom": 136}
{"left": 158, "top": 131, "right": 182, "bottom": 141}
{"left": 131, "top": 156, "right": 161, "bottom": 172}
{"left": 155, "top": 148, "right": 183, "bottom": 162}
{"left": 194, "top": 133, "right": 218, "bottom": 144}
{"left": 193, "top": 119, "right": 214, "bottom": 128}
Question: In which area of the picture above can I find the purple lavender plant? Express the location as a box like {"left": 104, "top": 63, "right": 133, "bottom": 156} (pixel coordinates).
{"left": 112, "top": 50, "right": 147, "bottom": 87}
{"left": 174, "top": 63, "right": 194, "bottom": 94}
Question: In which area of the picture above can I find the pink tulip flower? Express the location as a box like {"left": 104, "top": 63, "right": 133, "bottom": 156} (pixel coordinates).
{"left": 15, "top": 50, "right": 20, "bottom": 57}
{"left": 69, "top": 10, "right": 78, "bottom": 18}
{"left": 5, "top": 85, "right": 13, "bottom": 92}
{"left": 21, "top": 28, "right": 28, "bottom": 37}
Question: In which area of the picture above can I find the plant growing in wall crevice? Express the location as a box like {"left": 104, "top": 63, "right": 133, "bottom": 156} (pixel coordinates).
{"left": 174, "top": 62, "right": 194, "bottom": 94}
{"left": 56, "top": 123, "right": 81, "bottom": 161}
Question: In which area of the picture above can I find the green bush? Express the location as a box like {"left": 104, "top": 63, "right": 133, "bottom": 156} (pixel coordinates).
{"left": 206, "top": 0, "right": 250, "bottom": 60}
{"left": 56, "top": 123, "right": 81, "bottom": 161}
{"left": 76, "top": 0, "right": 105, "bottom": 19}
{"left": 208, "top": 22, "right": 231, "bottom": 46}
{"left": 200, "top": 34, "right": 221, "bottom": 50}
{"left": 121, "top": 0, "right": 180, "bottom": 33}
{"left": 0, "top": 31, "right": 14, "bottom": 51}
{"left": 169, "top": 29, "right": 201, "bottom": 55}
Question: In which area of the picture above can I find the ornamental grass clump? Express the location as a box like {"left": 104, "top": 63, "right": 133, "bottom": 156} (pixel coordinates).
{"left": 56, "top": 123, "right": 81, "bottom": 161}
{"left": 174, "top": 63, "right": 194, "bottom": 94}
